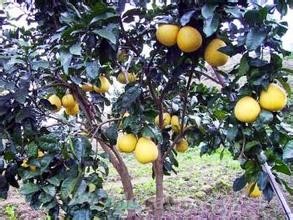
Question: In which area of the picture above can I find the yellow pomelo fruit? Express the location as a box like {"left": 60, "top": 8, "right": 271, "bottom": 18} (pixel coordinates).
{"left": 62, "top": 94, "right": 75, "bottom": 108}
{"left": 204, "top": 39, "right": 229, "bottom": 67}
{"left": 117, "top": 133, "right": 138, "bottom": 153}
{"left": 259, "top": 83, "right": 287, "bottom": 112}
{"left": 21, "top": 160, "right": 30, "bottom": 168}
{"left": 38, "top": 150, "right": 45, "bottom": 158}
{"left": 65, "top": 103, "right": 79, "bottom": 116}
{"left": 81, "top": 83, "right": 94, "bottom": 92}
{"left": 247, "top": 183, "right": 262, "bottom": 198}
{"left": 155, "top": 113, "right": 171, "bottom": 128}
{"left": 156, "top": 24, "right": 180, "bottom": 47}
{"left": 234, "top": 96, "right": 260, "bottom": 123}
{"left": 171, "top": 115, "right": 181, "bottom": 133}
{"left": 177, "top": 26, "right": 202, "bottom": 53}
{"left": 175, "top": 138, "right": 188, "bottom": 153}
{"left": 94, "top": 76, "right": 111, "bottom": 93}
{"left": 117, "top": 72, "right": 137, "bottom": 84}
{"left": 134, "top": 137, "right": 158, "bottom": 164}
{"left": 48, "top": 94, "right": 62, "bottom": 111}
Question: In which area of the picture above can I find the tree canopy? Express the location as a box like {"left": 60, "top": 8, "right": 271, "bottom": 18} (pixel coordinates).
{"left": 0, "top": 0, "right": 293, "bottom": 219}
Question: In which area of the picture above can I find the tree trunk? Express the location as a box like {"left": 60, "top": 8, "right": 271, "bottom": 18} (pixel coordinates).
{"left": 99, "top": 141, "right": 136, "bottom": 219}
{"left": 114, "top": 160, "right": 136, "bottom": 219}
{"left": 154, "top": 153, "right": 164, "bottom": 219}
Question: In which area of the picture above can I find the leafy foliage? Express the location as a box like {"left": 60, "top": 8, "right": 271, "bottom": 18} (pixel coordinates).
{"left": 0, "top": 0, "right": 292, "bottom": 218}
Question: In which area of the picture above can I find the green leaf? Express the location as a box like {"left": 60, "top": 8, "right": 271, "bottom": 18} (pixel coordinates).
{"left": 72, "top": 209, "right": 90, "bottom": 220}
{"left": 277, "top": 78, "right": 291, "bottom": 96}
{"left": 279, "top": 177, "right": 293, "bottom": 195}
{"left": 93, "top": 26, "right": 117, "bottom": 44}
{"left": 257, "top": 110, "right": 274, "bottom": 124}
{"left": 90, "top": 12, "right": 118, "bottom": 24}
{"left": 43, "top": 185, "right": 56, "bottom": 197}
{"left": 244, "top": 8, "right": 267, "bottom": 25}
{"left": 226, "top": 126, "right": 238, "bottom": 141}
{"left": 47, "top": 176, "right": 61, "bottom": 187}
{"left": 233, "top": 175, "right": 247, "bottom": 191}
{"left": 283, "top": 140, "right": 293, "bottom": 162}
{"left": 31, "top": 61, "right": 49, "bottom": 70}
{"left": 274, "top": 0, "right": 288, "bottom": 16}
{"left": 27, "top": 142, "right": 38, "bottom": 158}
{"left": 40, "top": 155, "right": 54, "bottom": 172}
{"left": 69, "top": 43, "right": 82, "bottom": 56}
{"left": 104, "top": 124, "right": 118, "bottom": 145}
{"left": 238, "top": 55, "right": 249, "bottom": 76}
{"left": 85, "top": 60, "right": 100, "bottom": 79}
{"left": 39, "top": 192, "right": 53, "bottom": 204}
{"left": 273, "top": 163, "right": 291, "bottom": 176}
{"left": 121, "top": 86, "right": 142, "bottom": 109}
{"left": 180, "top": 10, "right": 195, "bottom": 26}
{"left": 282, "top": 67, "right": 293, "bottom": 75}
{"left": 224, "top": 6, "right": 243, "bottom": 18}
{"left": 201, "top": 4, "right": 218, "bottom": 19}
{"left": 141, "top": 125, "right": 163, "bottom": 144}
{"left": 246, "top": 28, "right": 266, "bottom": 51}
{"left": 72, "top": 136, "right": 92, "bottom": 162}
{"left": 122, "top": 115, "right": 142, "bottom": 134}
{"left": 203, "top": 14, "right": 219, "bottom": 37}
{"left": 263, "top": 182, "right": 274, "bottom": 202}
{"left": 20, "top": 182, "right": 40, "bottom": 195}
{"left": 61, "top": 176, "right": 79, "bottom": 200}
{"left": 59, "top": 50, "right": 72, "bottom": 74}
{"left": 245, "top": 140, "right": 260, "bottom": 152}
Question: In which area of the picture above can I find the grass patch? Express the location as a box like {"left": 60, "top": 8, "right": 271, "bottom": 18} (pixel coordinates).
{"left": 105, "top": 148, "right": 242, "bottom": 203}
{"left": 4, "top": 205, "right": 17, "bottom": 220}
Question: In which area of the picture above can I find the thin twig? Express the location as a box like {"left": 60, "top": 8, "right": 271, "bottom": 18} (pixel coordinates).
{"left": 162, "top": 127, "right": 192, "bottom": 160}
{"left": 180, "top": 71, "right": 193, "bottom": 132}
{"left": 194, "top": 70, "right": 222, "bottom": 85}
{"left": 91, "top": 117, "right": 123, "bottom": 138}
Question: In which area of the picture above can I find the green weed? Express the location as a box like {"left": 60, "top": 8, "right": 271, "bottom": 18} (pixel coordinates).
{"left": 4, "top": 205, "right": 17, "bottom": 220}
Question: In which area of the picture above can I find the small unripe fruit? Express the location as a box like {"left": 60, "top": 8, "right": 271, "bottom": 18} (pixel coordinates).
{"left": 48, "top": 94, "right": 62, "bottom": 111}
{"left": 65, "top": 103, "right": 79, "bottom": 116}
{"left": 62, "top": 94, "right": 75, "bottom": 108}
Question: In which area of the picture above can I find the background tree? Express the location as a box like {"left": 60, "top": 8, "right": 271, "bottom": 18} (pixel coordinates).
{"left": 0, "top": 0, "right": 293, "bottom": 219}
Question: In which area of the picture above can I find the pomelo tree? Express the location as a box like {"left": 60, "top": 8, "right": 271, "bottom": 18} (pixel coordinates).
{"left": 1, "top": 0, "right": 293, "bottom": 219}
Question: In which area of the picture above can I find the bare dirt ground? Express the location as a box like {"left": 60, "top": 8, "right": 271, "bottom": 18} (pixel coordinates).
{"left": 0, "top": 188, "right": 44, "bottom": 220}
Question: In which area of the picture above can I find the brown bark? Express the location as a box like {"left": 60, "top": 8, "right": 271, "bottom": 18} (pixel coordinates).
{"left": 99, "top": 141, "right": 136, "bottom": 219}
{"left": 62, "top": 78, "right": 136, "bottom": 219}
{"left": 154, "top": 153, "right": 164, "bottom": 219}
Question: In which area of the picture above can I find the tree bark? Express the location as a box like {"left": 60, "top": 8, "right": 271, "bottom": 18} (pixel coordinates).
{"left": 154, "top": 153, "right": 164, "bottom": 219}
{"left": 99, "top": 141, "right": 136, "bottom": 219}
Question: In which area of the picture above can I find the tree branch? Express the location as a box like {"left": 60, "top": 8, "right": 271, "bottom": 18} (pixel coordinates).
{"left": 162, "top": 127, "right": 192, "bottom": 160}
{"left": 180, "top": 71, "right": 193, "bottom": 132}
